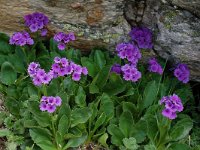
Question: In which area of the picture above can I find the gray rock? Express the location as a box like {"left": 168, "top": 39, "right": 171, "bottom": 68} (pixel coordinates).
{"left": 0, "top": 0, "right": 131, "bottom": 51}
{"left": 167, "top": 0, "right": 200, "bottom": 18}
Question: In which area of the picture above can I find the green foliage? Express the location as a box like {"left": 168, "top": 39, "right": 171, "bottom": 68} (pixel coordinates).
{"left": 0, "top": 32, "right": 196, "bottom": 150}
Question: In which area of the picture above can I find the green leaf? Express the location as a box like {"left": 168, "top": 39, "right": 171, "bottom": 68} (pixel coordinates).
{"left": 5, "top": 97, "right": 20, "bottom": 116}
{"left": 65, "top": 127, "right": 82, "bottom": 139}
{"left": 29, "top": 128, "right": 56, "bottom": 150}
{"left": 107, "top": 124, "right": 125, "bottom": 146}
{"left": 0, "top": 54, "right": 7, "bottom": 65}
{"left": 99, "top": 94, "right": 114, "bottom": 119}
{"left": 75, "top": 86, "right": 86, "bottom": 107}
{"left": 0, "top": 39, "right": 13, "bottom": 54}
{"left": 123, "top": 137, "right": 139, "bottom": 150}
{"left": 170, "top": 118, "right": 193, "bottom": 141}
{"left": 89, "top": 83, "right": 99, "bottom": 94}
{"left": 0, "top": 61, "right": 17, "bottom": 85}
{"left": 94, "top": 50, "right": 106, "bottom": 69}
{"left": 93, "top": 113, "right": 106, "bottom": 133}
{"left": 64, "top": 132, "right": 87, "bottom": 149}
{"left": 71, "top": 108, "right": 92, "bottom": 127}
{"left": 0, "top": 129, "right": 10, "bottom": 137}
{"left": 49, "top": 38, "right": 57, "bottom": 52}
{"left": 81, "top": 57, "right": 99, "bottom": 77}
{"left": 103, "top": 73, "right": 126, "bottom": 95}
{"left": 140, "top": 81, "right": 157, "bottom": 110}
{"left": 28, "top": 101, "right": 51, "bottom": 127}
{"left": 94, "top": 65, "right": 111, "bottom": 90}
{"left": 58, "top": 115, "right": 69, "bottom": 137}
{"left": 63, "top": 77, "right": 78, "bottom": 95}
{"left": 98, "top": 133, "right": 108, "bottom": 147}
{"left": 119, "top": 111, "right": 134, "bottom": 137}
{"left": 28, "top": 84, "right": 38, "bottom": 96}
{"left": 122, "top": 102, "right": 137, "bottom": 117}
{"left": 168, "top": 143, "right": 191, "bottom": 150}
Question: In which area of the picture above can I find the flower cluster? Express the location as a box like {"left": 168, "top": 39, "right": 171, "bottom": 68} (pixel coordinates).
{"left": 129, "top": 27, "right": 153, "bottom": 49}
{"left": 51, "top": 57, "right": 88, "bottom": 81}
{"left": 160, "top": 94, "right": 183, "bottom": 120}
{"left": 24, "top": 12, "right": 49, "bottom": 36}
{"left": 9, "top": 31, "right": 34, "bottom": 46}
{"left": 116, "top": 43, "right": 141, "bottom": 65}
{"left": 28, "top": 62, "right": 53, "bottom": 86}
{"left": 39, "top": 96, "right": 62, "bottom": 113}
{"left": 54, "top": 32, "right": 76, "bottom": 50}
{"left": 148, "top": 58, "right": 163, "bottom": 75}
{"left": 121, "top": 64, "right": 141, "bottom": 82}
{"left": 174, "top": 64, "right": 190, "bottom": 83}
{"left": 111, "top": 64, "right": 121, "bottom": 74}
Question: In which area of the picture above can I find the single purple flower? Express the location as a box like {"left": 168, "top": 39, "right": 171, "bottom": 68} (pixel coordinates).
{"left": 47, "top": 104, "right": 56, "bottom": 113}
{"left": 82, "top": 67, "right": 88, "bottom": 75}
{"left": 58, "top": 42, "right": 66, "bottom": 50}
{"left": 72, "top": 73, "right": 81, "bottom": 81}
{"left": 33, "top": 76, "right": 42, "bottom": 86}
{"left": 40, "top": 102, "right": 47, "bottom": 111}
{"left": 41, "top": 29, "right": 47, "bottom": 36}
{"left": 54, "top": 57, "right": 61, "bottom": 63}
{"left": 55, "top": 96, "right": 62, "bottom": 106}
{"left": 111, "top": 64, "right": 121, "bottom": 74}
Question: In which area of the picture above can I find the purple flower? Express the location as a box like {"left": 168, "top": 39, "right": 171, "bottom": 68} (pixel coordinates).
{"left": 174, "top": 64, "right": 190, "bottom": 83}
{"left": 73, "top": 64, "right": 82, "bottom": 74}
{"left": 160, "top": 94, "right": 183, "bottom": 120}
{"left": 60, "top": 58, "right": 69, "bottom": 67}
{"left": 33, "top": 76, "right": 42, "bottom": 86}
{"left": 72, "top": 72, "right": 81, "bottom": 81}
{"left": 82, "top": 67, "right": 88, "bottom": 75}
{"left": 47, "top": 104, "right": 56, "bottom": 113}
{"left": 148, "top": 58, "right": 163, "bottom": 75}
{"left": 39, "top": 96, "right": 62, "bottom": 113}
{"left": 41, "top": 29, "right": 47, "bottom": 36}
{"left": 9, "top": 31, "right": 34, "bottom": 46}
{"left": 53, "top": 32, "right": 76, "bottom": 50}
{"left": 162, "top": 108, "right": 177, "bottom": 120}
{"left": 55, "top": 96, "right": 62, "bottom": 106}
{"left": 129, "top": 27, "right": 153, "bottom": 49}
{"left": 116, "top": 43, "right": 141, "bottom": 65}
{"left": 54, "top": 57, "right": 61, "bottom": 63}
{"left": 58, "top": 43, "right": 66, "bottom": 50}
{"left": 40, "top": 102, "right": 47, "bottom": 111}
{"left": 24, "top": 12, "right": 49, "bottom": 34}
{"left": 121, "top": 64, "right": 141, "bottom": 82}
{"left": 111, "top": 64, "right": 121, "bottom": 74}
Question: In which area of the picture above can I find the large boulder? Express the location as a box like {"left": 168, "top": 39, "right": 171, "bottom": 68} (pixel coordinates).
{"left": 0, "top": 0, "right": 130, "bottom": 52}
{"left": 0, "top": 0, "right": 200, "bottom": 81}
{"left": 125, "top": 0, "right": 200, "bottom": 82}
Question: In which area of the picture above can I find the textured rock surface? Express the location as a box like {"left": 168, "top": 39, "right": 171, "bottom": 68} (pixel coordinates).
{"left": 167, "top": 0, "right": 200, "bottom": 18}
{"left": 125, "top": 0, "right": 200, "bottom": 81}
{"left": 0, "top": 0, "right": 200, "bottom": 81}
{"left": 0, "top": 0, "right": 130, "bottom": 51}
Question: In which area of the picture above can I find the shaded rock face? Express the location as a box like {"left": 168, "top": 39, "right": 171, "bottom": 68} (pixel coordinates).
{"left": 124, "top": 0, "right": 200, "bottom": 82}
{"left": 0, "top": 0, "right": 130, "bottom": 51}
{"left": 0, "top": 0, "right": 200, "bottom": 81}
